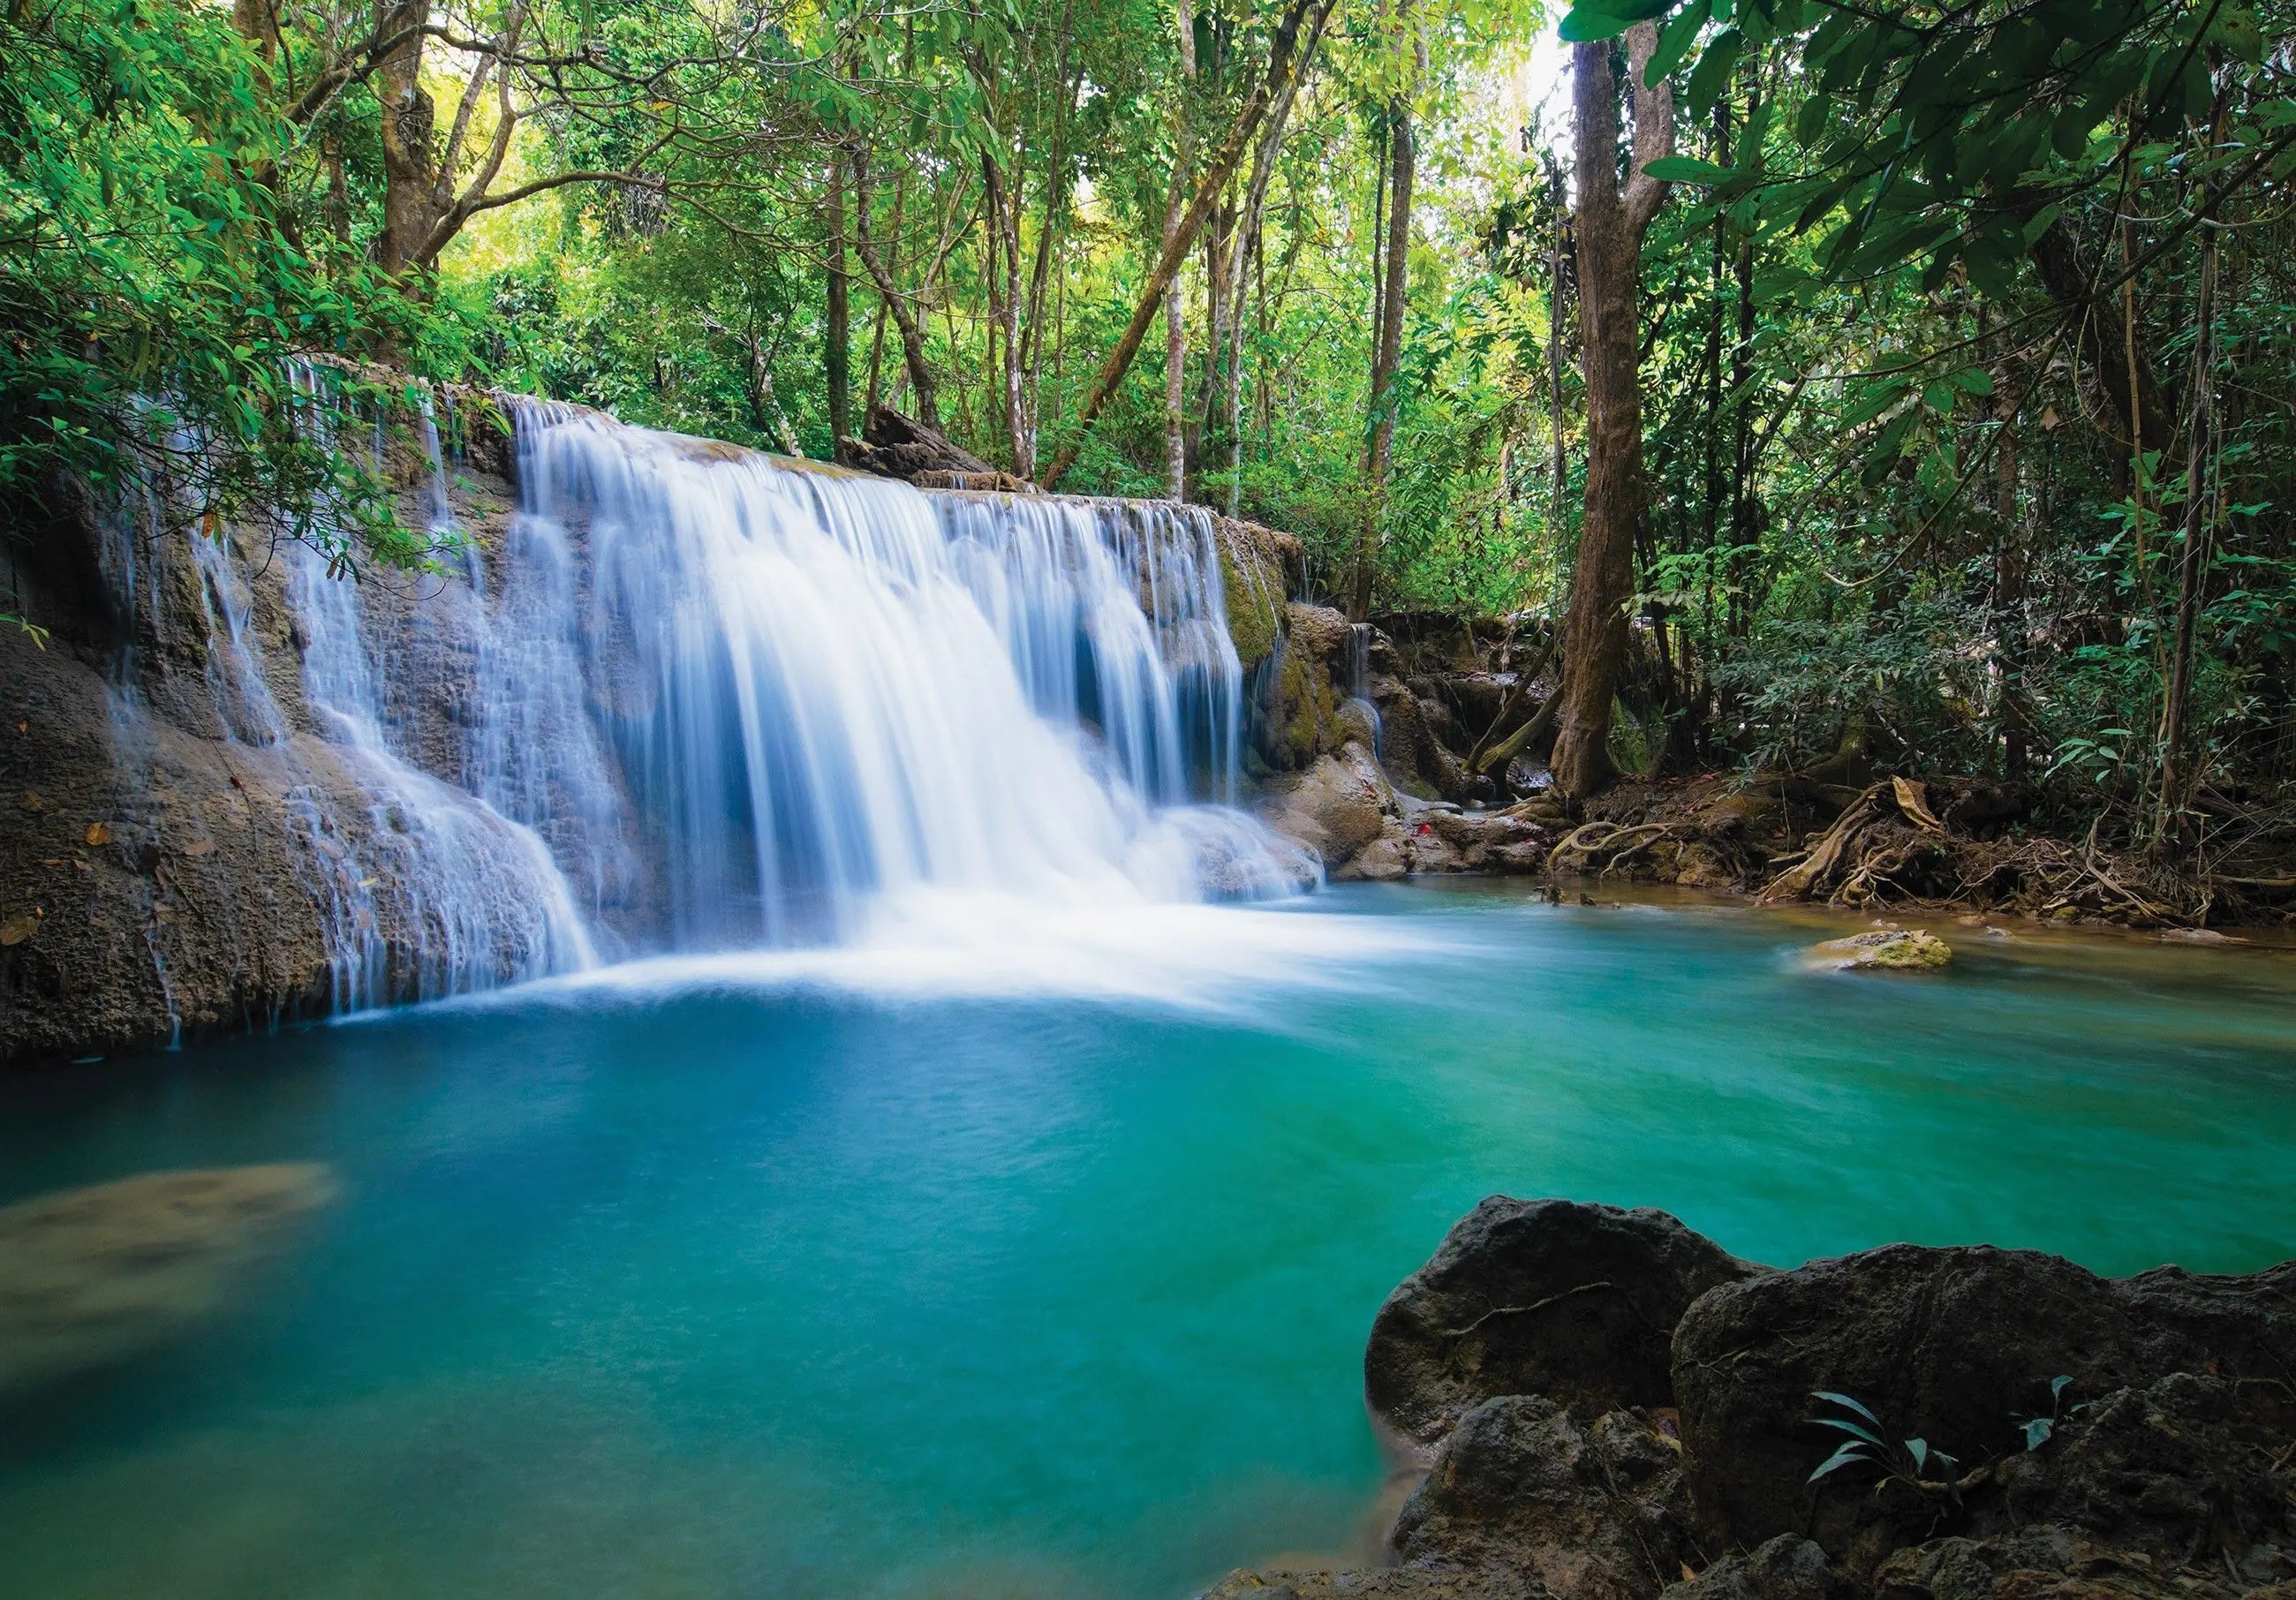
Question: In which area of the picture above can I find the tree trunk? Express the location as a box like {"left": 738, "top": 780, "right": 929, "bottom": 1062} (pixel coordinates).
{"left": 2157, "top": 210, "right": 2219, "bottom": 829}
{"left": 826, "top": 153, "right": 852, "bottom": 447}
{"left": 1545, "top": 155, "right": 1568, "bottom": 537}
{"left": 1038, "top": 0, "right": 1333, "bottom": 491}
{"left": 849, "top": 146, "right": 940, "bottom": 430}
{"left": 1163, "top": 171, "right": 1192, "bottom": 500}
{"left": 374, "top": 0, "right": 437, "bottom": 277}
{"left": 1349, "top": 94, "right": 1414, "bottom": 621}
{"left": 1549, "top": 23, "right": 1673, "bottom": 802}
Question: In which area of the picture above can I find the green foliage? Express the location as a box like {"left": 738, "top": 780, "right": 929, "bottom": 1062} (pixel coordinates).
{"left": 0, "top": 0, "right": 458, "bottom": 569}
{"left": 1808, "top": 1390, "right": 1964, "bottom": 1503}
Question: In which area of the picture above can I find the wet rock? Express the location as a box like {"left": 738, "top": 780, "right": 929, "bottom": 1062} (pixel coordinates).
{"left": 1391, "top": 1396, "right": 1696, "bottom": 1600}
{"left": 1419, "top": 809, "right": 1554, "bottom": 874}
{"left": 1265, "top": 743, "right": 1398, "bottom": 871}
{"left": 1975, "top": 1374, "right": 2296, "bottom": 1577}
{"left": 1811, "top": 929, "right": 1952, "bottom": 970}
{"left": 1366, "top": 1196, "right": 1763, "bottom": 1446}
{"left": 1666, "top": 1536, "right": 1861, "bottom": 1600}
{"left": 1670, "top": 1244, "right": 2296, "bottom": 1574}
{"left": 0, "top": 1164, "right": 338, "bottom": 1392}
{"left": 1339, "top": 829, "right": 1410, "bottom": 883}
{"left": 1265, "top": 605, "right": 1356, "bottom": 770}
{"left": 1868, "top": 1528, "right": 2206, "bottom": 1600}
{"left": 1202, "top": 1568, "right": 1516, "bottom": 1598}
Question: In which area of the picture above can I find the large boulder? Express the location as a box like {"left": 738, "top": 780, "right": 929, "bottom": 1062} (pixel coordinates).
{"left": 1390, "top": 1395, "right": 1696, "bottom": 1600}
{"left": 1671, "top": 1244, "right": 2296, "bottom": 1574}
{"left": 0, "top": 1164, "right": 339, "bottom": 1393}
{"left": 1366, "top": 1197, "right": 1763, "bottom": 1446}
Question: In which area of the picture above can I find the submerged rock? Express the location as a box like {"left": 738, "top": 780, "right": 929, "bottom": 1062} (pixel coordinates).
{"left": 1811, "top": 929, "right": 1952, "bottom": 970}
{"left": 1364, "top": 1196, "right": 1761, "bottom": 1446}
{"left": 0, "top": 1163, "right": 338, "bottom": 1393}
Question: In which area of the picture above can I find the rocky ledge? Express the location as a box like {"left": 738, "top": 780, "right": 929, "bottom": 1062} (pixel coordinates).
{"left": 1203, "top": 1197, "right": 2296, "bottom": 1600}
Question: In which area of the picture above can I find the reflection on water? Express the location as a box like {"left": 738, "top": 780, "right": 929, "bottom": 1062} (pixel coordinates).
{"left": 0, "top": 884, "right": 2291, "bottom": 1600}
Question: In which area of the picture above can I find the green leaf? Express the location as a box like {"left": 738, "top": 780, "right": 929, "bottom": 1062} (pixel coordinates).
{"left": 1643, "top": 156, "right": 1733, "bottom": 184}
{"left": 1809, "top": 1441, "right": 1873, "bottom": 1483}
{"left": 1810, "top": 1416, "right": 1884, "bottom": 1445}
{"left": 1648, "top": 0, "right": 1711, "bottom": 83}
{"left": 1812, "top": 1392, "right": 1884, "bottom": 1429}
{"left": 1560, "top": 1, "right": 1677, "bottom": 43}
{"left": 1684, "top": 27, "right": 1744, "bottom": 111}
{"left": 2022, "top": 1417, "right": 2053, "bottom": 1450}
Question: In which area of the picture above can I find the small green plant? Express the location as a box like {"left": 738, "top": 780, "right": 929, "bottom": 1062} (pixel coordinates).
{"left": 2014, "top": 1375, "right": 2076, "bottom": 1451}
{"left": 1807, "top": 1392, "right": 1964, "bottom": 1504}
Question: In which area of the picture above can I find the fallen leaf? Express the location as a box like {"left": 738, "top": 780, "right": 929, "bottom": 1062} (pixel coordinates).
{"left": 20, "top": 790, "right": 43, "bottom": 811}
{"left": 84, "top": 820, "right": 111, "bottom": 846}
{"left": 0, "top": 914, "right": 38, "bottom": 946}
{"left": 179, "top": 838, "right": 217, "bottom": 857}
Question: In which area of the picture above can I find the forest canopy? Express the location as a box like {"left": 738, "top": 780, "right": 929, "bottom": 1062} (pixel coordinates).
{"left": 4, "top": 0, "right": 2293, "bottom": 839}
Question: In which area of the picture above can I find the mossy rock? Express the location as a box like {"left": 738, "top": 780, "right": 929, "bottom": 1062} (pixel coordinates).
{"left": 1220, "top": 537, "right": 1282, "bottom": 667}
{"left": 1811, "top": 928, "right": 1952, "bottom": 971}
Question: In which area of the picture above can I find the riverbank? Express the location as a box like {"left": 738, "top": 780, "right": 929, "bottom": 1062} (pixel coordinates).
{"left": 1204, "top": 1198, "right": 2296, "bottom": 1600}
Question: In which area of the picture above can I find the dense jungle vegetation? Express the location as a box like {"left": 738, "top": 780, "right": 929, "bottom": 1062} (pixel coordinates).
{"left": 4, "top": 0, "right": 2293, "bottom": 864}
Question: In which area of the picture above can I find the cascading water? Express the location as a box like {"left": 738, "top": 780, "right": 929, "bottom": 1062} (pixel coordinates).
{"left": 1343, "top": 620, "right": 1383, "bottom": 758}
{"left": 82, "top": 377, "right": 1307, "bottom": 1030}
{"left": 499, "top": 405, "right": 1305, "bottom": 949}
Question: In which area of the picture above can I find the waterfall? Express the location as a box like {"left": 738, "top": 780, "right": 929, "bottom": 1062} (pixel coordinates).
{"left": 84, "top": 380, "right": 1306, "bottom": 1029}
{"left": 496, "top": 405, "right": 1305, "bottom": 949}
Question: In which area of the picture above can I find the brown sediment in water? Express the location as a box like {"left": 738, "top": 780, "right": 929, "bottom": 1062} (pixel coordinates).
{"left": 0, "top": 1163, "right": 338, "bottom": 1395}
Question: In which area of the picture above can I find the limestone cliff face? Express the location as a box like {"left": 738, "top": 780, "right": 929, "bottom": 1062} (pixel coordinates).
{"left": 0, "top": 404, "right": 636, "bottom": 1064}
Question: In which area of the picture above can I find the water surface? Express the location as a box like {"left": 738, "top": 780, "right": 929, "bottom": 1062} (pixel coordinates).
{"left": 4, "top": 883, "right": 2292, "bottom": 1600}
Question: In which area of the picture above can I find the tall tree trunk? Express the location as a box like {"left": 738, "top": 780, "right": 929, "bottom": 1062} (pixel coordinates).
{"left": 374, "top": 0, "right": 437, "bottom": 276}
{"left": 1038, "top": 0, "right": 1334, "bottom": 491}
{"left": 826, "top": 153, "right": 852, "bottom": 448}
{"left": 1220, "top": 46, "right": 1307, "bottom": 516}
{"left": 849, "top": 145, "right": 939, "bottom": 429}
{"left": 1995, "top": 391, "right": 2029, "bottom": 781}
{"left": 1349, "top": 92, "right": 1414, "bottom": 621}
{"left": 1163, "top": 171, "right": 1192, "bottom": 500}
{"left": 2157, "top": 206, "right": 2220, "bottom": 830}
{"left": 1545, "top": 155, "right": 1568, "bottom": 539}
{"left": 1164, "top": 0, "right": 1197, "bottom": 502}
{"left": 1549, "top": 23, "right": 1674, "bottom": 801}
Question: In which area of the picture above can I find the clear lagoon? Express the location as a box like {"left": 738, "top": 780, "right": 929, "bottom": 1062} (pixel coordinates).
{"left": 4, "top": 882, "right": 2292, "bottom": 1600}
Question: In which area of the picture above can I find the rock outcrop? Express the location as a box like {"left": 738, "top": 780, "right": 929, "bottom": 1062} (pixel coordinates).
{"left": 1201, "top": 1202, "right": 2296, "bottom": 1600}
{"left": 1365, "top": 1198, "right": 1762, "bottom": 1445}
{"left": 1672, "top": 1244, "right": 2296, "bottom": 1574}
{"left": 1390, "top": 1396, "right": 1698, "bottom": 1600}
{"left": 1810, "top": 930, "right": 1953, "bottom": 970}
